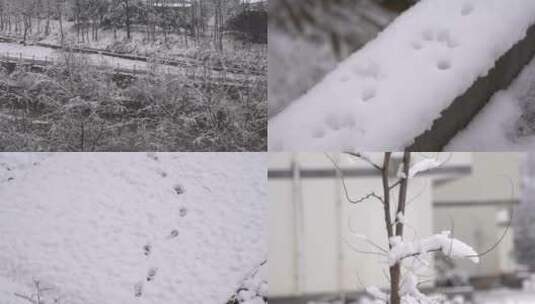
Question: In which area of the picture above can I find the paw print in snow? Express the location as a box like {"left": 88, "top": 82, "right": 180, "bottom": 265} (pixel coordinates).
{"left": 143, "top": 244, "right": 151, "bottom": 256}
{"left": 157, "top": 169, "right": 167, "bottom": 178}
{"left": 167, "top": 229, "right": 179, "bottom": 239}
{"left": 134, "top": 281, "right": 143, "bottom": 297}
{"left": 461, "top": 2, "right": 474, "bottom": 16}
{"left": 147, "top": 267, "right": 158, "bottom": 282}
{"left": 146, "top": 152, "right": 159, "bottom": 161}
{"left": 174, "top": 184, "right": 185, "bottom": 195}
{"left": 411, "top": 28, "right": 459, "bottom": 72}
{"left": 179, "top": 207, "right": 188, "bottom": 217}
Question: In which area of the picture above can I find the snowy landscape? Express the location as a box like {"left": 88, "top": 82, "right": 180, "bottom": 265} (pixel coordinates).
{"left": 0, "top": 0, "right": 267, "bottom": 151}
{"left": 268, "top": 152, "right": 535, "bottom": 304}
{"left": 268, "top": 0, "right": 535, "bottom": 151}
{"left": 0, "top": 152, "right": 267, "bottom": 304}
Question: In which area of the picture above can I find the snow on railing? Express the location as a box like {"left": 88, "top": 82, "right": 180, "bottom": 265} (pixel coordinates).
{"left": 268, "top": 0, "right": 535, "bottom": 151}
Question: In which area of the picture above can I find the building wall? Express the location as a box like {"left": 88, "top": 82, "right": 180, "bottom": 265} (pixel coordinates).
{"left": 433, "top": 153, "right": 522, "bottom": 279}
{"left": 268, "top": 153, "right": 438, "bottom": 297}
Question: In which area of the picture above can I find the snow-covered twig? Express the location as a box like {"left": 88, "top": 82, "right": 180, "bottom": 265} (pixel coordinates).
{"left": 388, "top": 232, "right": 480, "bottom": 266}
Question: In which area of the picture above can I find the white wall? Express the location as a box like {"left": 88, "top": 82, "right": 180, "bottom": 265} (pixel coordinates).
{"left": 433, "top": 153, "right": 523, "bottom": 278}
{"left": 268, "top": 153, "right": 437, "bottom": 297}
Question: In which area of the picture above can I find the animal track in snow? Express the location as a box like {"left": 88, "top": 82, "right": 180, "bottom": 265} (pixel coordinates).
{"left": 361, "top": 87, "right": 377, "bottom": 102}
{"left": 146, "top": 152, "right": 159, "bottom": 161}
{"left": 412, "top": 28, "right": 458, "bottom": 72}
{"left": 437, "top": 59, "right": 452, "bottom": 70}
{"left": 147, "top": 267, "right": 158, "bottom": 282}
{"left": 173, "top": 184, "right": 185, "bottom": 195}
{"left": 134, "top": 281, "right": 143, "bottom": 297}
{"left": 413, "top": 28, "right": 459, "bottom": 50}
{"left": 179, "top": 207, "right": 188, "bottom": 217}
{"left": 167, "top": 229, "right": 179, "bottom": 239}
{"left": 324, "top": 114, "right": 356, "bottom": 132}
{"left": 143, "top": 244, "right": 152, "bottom": 256}
{"left": 156, "top": 169, "right": 167, "bottom": 178}
{"left": 461, "top": 2, "right": 474, "bottom": 16}
{"left": 436, "top": 29, "right": 459, "bottom": 48}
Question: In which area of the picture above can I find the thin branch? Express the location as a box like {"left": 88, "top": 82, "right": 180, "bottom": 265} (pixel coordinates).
{"left": 14, "top": 293, "right": 38, "bottom": 304}
{"left": 347, "top": 218, "right": 388, "bottom": 253}
{"left": 325, "top": 153, "right": 384, "bottom": 204}
{"left": 465, "top": 174, "right": 515, "bottom": 259}
{"left": 345, "top": 152, "right": 383, "bottom": 171}
{"left": 343, "top": 237, "right": 387, "bottom": 257}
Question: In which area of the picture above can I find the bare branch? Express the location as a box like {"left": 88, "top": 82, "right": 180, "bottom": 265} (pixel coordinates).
{"left": 342, "top": 237, "right": 387, "bottom": 257}
{"left": 465, "top": 173, "right": 515, "bottom": 259}
{"left": 325, "top": 153, "right": 384, "bottom": 204}
{"left": 14, "top": 293, "right": 38, "bottom": 304}
{"left": 345, "top": 152, "right": 383, "bottom": 171}
{"left": 347, "top": 218, "right": 389, "bottom": 253}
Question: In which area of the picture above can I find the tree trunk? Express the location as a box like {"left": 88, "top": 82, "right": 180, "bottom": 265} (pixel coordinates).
{"left": 125, "top": 0, "right": 131, "bottom": 40}
{"left": 381, "top": 152, "right": 411, "bottom": 304}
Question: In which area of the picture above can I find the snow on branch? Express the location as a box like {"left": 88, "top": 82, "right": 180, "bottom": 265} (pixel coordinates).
{"left": 388, "top": 231, "right": 480, "bottom": 266}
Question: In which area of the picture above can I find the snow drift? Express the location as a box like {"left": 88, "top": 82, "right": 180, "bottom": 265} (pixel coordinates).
{"left": 0, "top": 153, "right": 266, "bottom": 304}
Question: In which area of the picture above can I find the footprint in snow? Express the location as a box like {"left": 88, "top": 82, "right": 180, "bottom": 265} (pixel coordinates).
{"left": 147, "top": 267, "right": 158, "bottom": 282}
{"left": 146, "top": 152, "right": 159, "bottom": 161}
{"left": 461, "top": 2, "right": 474, "bottom": 16}
{"left": 174, "top": 184, "right": 185, "bottom": 195}
{"left": 411, "top": 28, "right": 458, "bottom": 72}
{"left": 179, "top": 207, "right": 188, "bottom": 217}
{"left": 167, "top": 229, "right": 179, "bottom": 239}
{"left": 134, "top": 282, "right": 143, "bottom": 297}
{"left": 143, "top": 244, "right": 152, "bottom": 256}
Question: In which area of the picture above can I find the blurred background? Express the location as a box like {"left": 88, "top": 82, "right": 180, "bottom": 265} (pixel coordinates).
{"left": 268, "top": 153, "right": 535, "bottom": 304}
{"left": 268, "top": 0, "right": 419, "bottom": 118}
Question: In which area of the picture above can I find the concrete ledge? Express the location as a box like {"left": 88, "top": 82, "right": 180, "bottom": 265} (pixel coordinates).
{"left": 410, "top": 23, "right": 535, "bottom": 151}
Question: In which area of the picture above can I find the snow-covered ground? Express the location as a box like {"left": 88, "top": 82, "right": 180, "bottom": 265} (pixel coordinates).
{"left": 0, "top": 153, "right": 266, "bottom": 304}
{"left": 0, "top": 42, "right": 255, "bottom": 83}
{"left": 475, "top": 290, "right": 535, "bottom": 304}
{"left": 446, "top": 55, "right": 535, "bottom": 150}
{"left": 268, "top": 0, "right": 535, "bottom": 151}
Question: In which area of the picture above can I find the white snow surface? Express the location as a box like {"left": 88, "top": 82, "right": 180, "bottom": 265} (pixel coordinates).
{"left": 0, "top": 153, "right": 266, "bottom": 304}
{"left": 268, "top": 0, "right": 535, "bottom": 151}
{"left": 446, "top": 55, "right": 535, "bottom": 150}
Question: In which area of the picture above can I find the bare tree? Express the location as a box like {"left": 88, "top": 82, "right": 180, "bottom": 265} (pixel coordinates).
{"left": 328, "top": 152, "right": 492, "bottom": 304}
